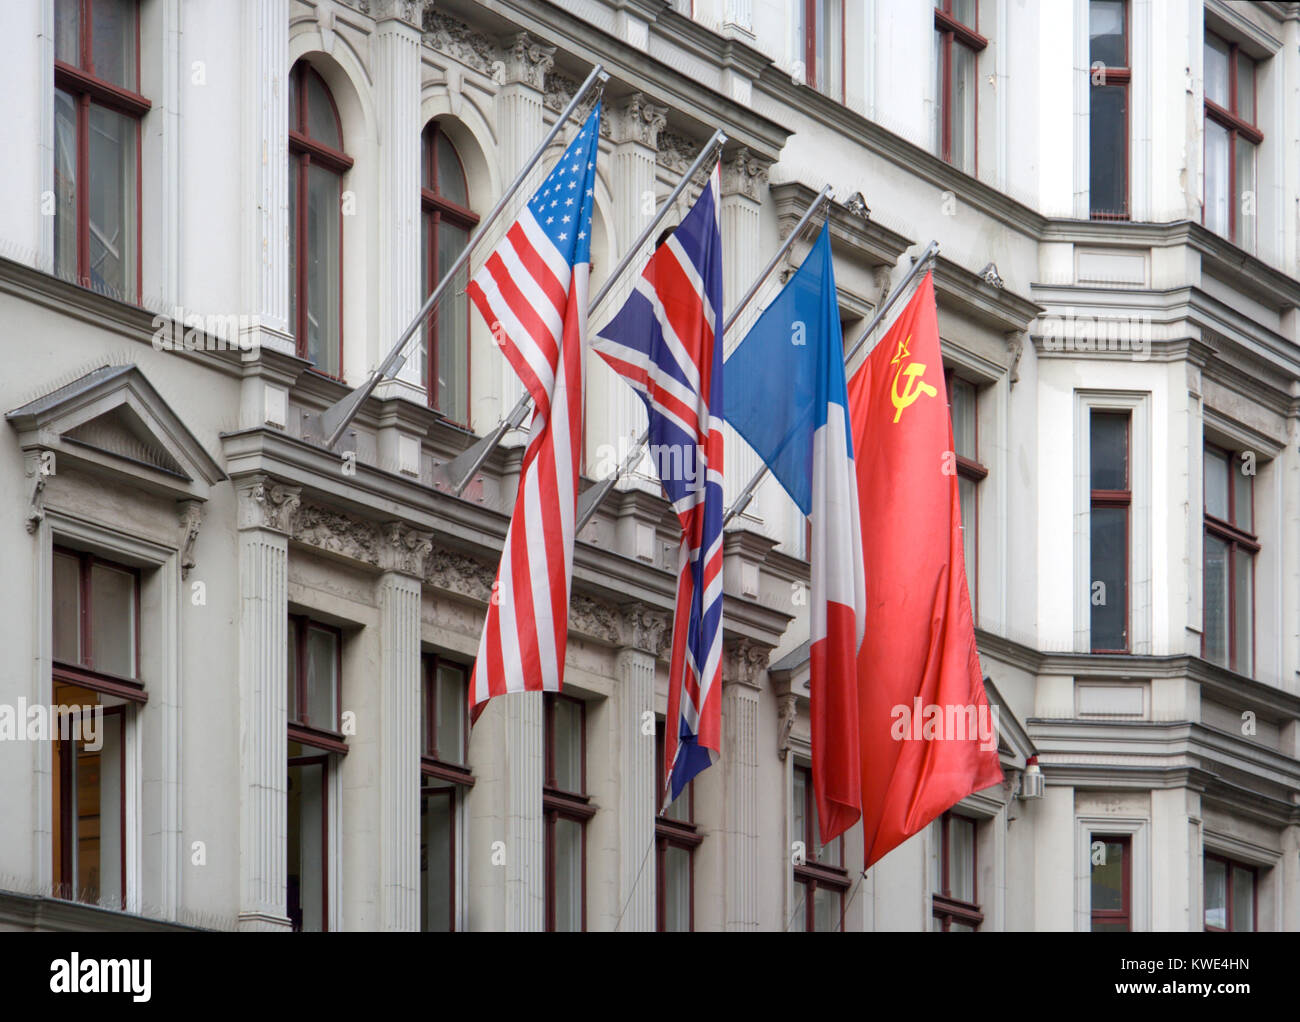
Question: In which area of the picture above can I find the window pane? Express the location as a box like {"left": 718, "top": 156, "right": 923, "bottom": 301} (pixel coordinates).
{"left": 1090, "top": 838, "right": 1126, "bottom": 911}
{"left": 931, "top": 821, "right": 942, "bottom": 894}
{"left": 1235, "top": 137, "right": 1256, "bottom": 253}
{"left": 819, "top": 833, "right": 841, "bottom": 869}
{"left": 67, "top": 709, "right": 123, "bottom": 909}
{"left": 933, "top": 30, "right": 944, "bottom": 157}
{"left": 663, "top": 845, "right": 691, "bottom": 932}
{"left": 435, "top": 222, "right": 470, "bottom": 422}
{"left": 90, "top": 0, "right": 137, "bottom": 90}
{"left": 950, "top": 379, "right": 977, "bottom": 459}
{"left": 435, "top": 132, "right": 468, "bottom": 206}
{"left": 952, "top": 0, "right": 976, "bottom": 27}
{"left": 813, "top": 884, "right": 842, "bottom": 932}
{"left": 793, "top": 769, "right": 807, "bottom": 851}
{"left": 54, "top": 89, "right": 79, "bottom": 285}
{"left": 287, "top": 618, "right": 299, "bottom": 721}
{"left": 950, "top": 816, "right": 975, "bottom": 903}
{"left": 1089, "top": 0, "right": 1126, "bottom": 67}
{"left": 287, "top": 758, "right": 326, "bottom": 932}
{"left": 1204, "top": 857, "right": 1226, "bottom": 928}
{"left": 1231, "top": 456, "right": 1252, "bottom": 530}
{"left": 553, "top": 817, "right": 583, "bottom": 931}
{"left": 1204, "top": 119, "right": 1230, "bottom": 238}
{"left": 305, "top": 163, "right": 341, "bottom": 376}
{"left": 1090, "top": 507, "right": 1128, "bottom": 650}
{"left": 1203, "top": 533, "right": 1230, "bottom": 667}
{"left": 418, "top": 210, "right": 430, "bottom": 390}
{"left": 790, "top": 884, "right": 809, "bottom": 931}
{"left": 1204, "top": 448, "right": 1229, "bottom": 519}
{"left": 1231, "top": 866, "right": 1254, "bottom": 931}
{"left": 304, "top": 71, "right": 341, "bottom": 149}
{"left": 305, "top": 627, "right": 338, "bottom": 729}
{"left": 1233, "top": 552, "right": 1252, "bottom": 676}
{"left": 1090, "top": 411, "right": 1128, "bottom": 490}
{"left": 436, "top": 664, "right": 465, "bottom": 764}
{"left": 53, "top": 552, "right": 82, "bottom": 664}
{"left": 959, "top": 475, "right": 977, "bottom": 608}
{"left": 56, "top": 0, "right": 80, "bottom": 65}
{"left": 1236, "top": 53, "right": 1255, "bottom": 123}
{"left": 87, "top": 103, "right": 137, "bottom": 300}
{"left": 289, "top": 159, "right": 298, "bottom": 340}
{"left": 952, "top": 42, "right": 976, "bottom": 174}
{"left": 1204, "top": 34, "right": 1230, "bottom": 108}
{"left": 420, "top": 791, "right": 453, "bottom": 932}
{"left": 90, "top": 563, "right": 135, "bottom": 677}
{"left": 1089, "top": 85, "right": 1127, "bottom": 217}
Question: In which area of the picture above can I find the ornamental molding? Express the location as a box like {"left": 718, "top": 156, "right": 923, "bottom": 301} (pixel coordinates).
{"left": 720, "top": 146, "right": 770, "bottom": 201}
{"left": 425, "top": 546, "right": 496, "bottom": 604}
{"left": 498, "top": 31, "right": 555, "bottom": 90}
{"left": 609, "top": 93, "right": 668, "bottom": 149}
{"left": 777, "top": 691, "right": 799, "bottom": 760}
{"left": 236, "top": 477, "right": 302, "bottom": 534}
{"left": 178, "top": 500, "right": 203, "bottom": 579}
{"left": 368, "top": 0, "right": 421, "bottom": 27}
{"left": 543, "top": 72, "right": 610, "bottom": 137}
{"left": 379, "top": 521, "right": 435, "bottom": 577}
{"left": 723, "top": 635, "right": 772, "bottom": 690}
{"left": 421, "top": 9, "right": 499, "bottom": 77}
{"left": 614, "top": 600, "right": 669, "bottom": 655}
{"left": 292, "top": 502, "right": 380, "bottom": 564}
{"left": 1006, "top": 330, "right": 1026, "bottom": 388}
{"left": 570, "top": 594, "right": 621, "bottom": 646}
{"left": 657, "top": 130, "right": 702, "bottom": 175}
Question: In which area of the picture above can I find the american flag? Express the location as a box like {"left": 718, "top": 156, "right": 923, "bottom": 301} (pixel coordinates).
{"left": 465, "top": 104, "right": 601, "bottom": 712}
{"left": 594, "top": 166, "right": 725, "bottom": 804}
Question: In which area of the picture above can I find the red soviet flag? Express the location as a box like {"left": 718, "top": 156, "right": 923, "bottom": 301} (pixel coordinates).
{"left": 848, "top": 272, "right": 1003, "bottom": 869}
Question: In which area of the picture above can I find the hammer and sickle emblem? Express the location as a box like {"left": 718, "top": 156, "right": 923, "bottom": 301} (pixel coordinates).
{"left": 890, "top": 362, "right": 938, "bottom": 423}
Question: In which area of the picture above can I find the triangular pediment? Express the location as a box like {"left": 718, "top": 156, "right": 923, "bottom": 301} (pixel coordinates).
{"left": 6, "top": 364, "right": 226, "bottom": 500}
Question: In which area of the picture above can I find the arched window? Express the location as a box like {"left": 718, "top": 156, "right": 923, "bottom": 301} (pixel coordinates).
{"left": 289, "top": 61, "right": 352, "bottom": 379}
{"left": 421, "top": 122, "right": 478, "bottom": 424}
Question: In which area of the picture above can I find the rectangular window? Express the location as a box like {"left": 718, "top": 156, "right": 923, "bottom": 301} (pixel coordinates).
{"left": 1204, "top": 34, "right": 1261, "bottom": 252}
{"left": 1090, "top": 834, "right": 1131, "bottom": 931}
{"left": 932, "top": 811, "right": 982, "bottom": 931}
{"left": 791, "top": 765, "right": 849, "bottom": 931}
{"left": 1090, "top": 410, "right": 1131, "bottom": 652}
{"left": 53, "top": 0, "right": 149, "bottom": 302}
{"left": 1204, "top": 854, "right": 1256, "bottom": 932}
{"left": 1203, "top": 446, "right": 1256, "bottom": 675}
{"left": 1089, "top": 0, "right": 1130, "bottom": 219}
{"left": 947, "top": 373, "right": 987, "bottom": 615}
{"left": 286, "top": 615, "right": 344, "bottom": 743}
{"left": 933, "top": 0, "right": 986, "bottom": 174}
{"left": 655, "top": 723, "right": 702, "bottom": 932}
{"left": 544, "top": 693, "right": 594, "bottom": 932}
{"left": 795, "top": 0, "right": 844, "bottom": 102}
{"left": 420, "top": 654, "right": 473, "bottom": 932}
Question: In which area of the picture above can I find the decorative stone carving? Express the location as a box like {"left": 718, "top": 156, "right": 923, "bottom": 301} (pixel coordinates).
{"left": 543, "top": 72, "right": 610, "bottom": 137}
{"left": 178, "top": 500, "right": 203, "bottom": 579}
{"left": 723, "top": 635, "right": 771, "bottom": 689}
{"left": 499, "top": 32, "right": 555, "bottom": 90}
{"left": 610, "top": 93, "right": 667, "bottom": 149}
{"left": 421, "top": 10, "right": 498, "bottom": 76}
{"left": 316, "top": 6, "right": 336, "bottom": 56}
{"left": 23, "top": 449, "right": 49, "bottom": 533}
{"left": 292, "top": 503, "right": 380, "bottom": 563}
{"left": 615, "top": 601, "right": 669, "bottom": 654}
{"left": 425, "top": 546, "right": 496, "bottom": 604}
{"left": 657, "top": 129, "right": 701, "bottom": 174}
{"left": 1007, "top": 330, "right": 1025, "bottom": 388}
{"left": 236, "top": 478, "right": 302, "bottom": 534}
{"left": 979, "top": 261, "right": 1005, "bottom": 289}
{"left": 777, "top": 691, "right": 798, "bottom": 760}
{"left": 369, "top": 0, "right": 421, "bottom": 25}
{"left": 720, "top": 147, "right": 770, "bottom": 201}
{"left": 381, "top": 522, "right": 434, "bottom": 577}
{"left": 843, "top": 191, "right": 870, "bottom": 219}
{"left": 569, "top": 594, "right": 621, "bottom": 646}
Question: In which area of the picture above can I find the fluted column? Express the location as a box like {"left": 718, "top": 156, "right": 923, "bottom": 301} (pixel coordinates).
{"left": 235, "top": 476, "right": 301, "bottom": 931}
{"left": 720, "top": 636, "right": 769, "bottom": 930}
{"left": 719, "top": 149, "right": 770, "bottom": 517}
{"left": 590, "top": 95, "right": 668, "bottom": 476}
{"left": 495, "top": 33, "right": 556, "bottom": 418}
{"left": 614, "top": 603, "right": 668, "bottom": 930}
{"left": 376, "top": 524, "right": 432, "bottom": 930}
{"left": 372, "top": 2, "right": 424, "bottom": 397}
{"left": 507, "top": 692, "right": 545, "bottom": 930}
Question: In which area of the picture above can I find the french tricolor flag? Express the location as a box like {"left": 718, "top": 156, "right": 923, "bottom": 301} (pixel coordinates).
{"left": 724, "top": 222, "right": 865, "bottom": 844}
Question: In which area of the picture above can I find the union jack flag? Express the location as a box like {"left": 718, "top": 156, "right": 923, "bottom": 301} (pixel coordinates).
{"left": 465, "top": 105, "right": 601, "bottom": 712}
{"left": 594, "top": 166, "right": 726, "bottom": 804}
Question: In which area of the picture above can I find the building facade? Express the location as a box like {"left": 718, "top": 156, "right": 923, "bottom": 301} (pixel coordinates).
{"left": 0, "top": 0, "right": 1297, "bottom": 931}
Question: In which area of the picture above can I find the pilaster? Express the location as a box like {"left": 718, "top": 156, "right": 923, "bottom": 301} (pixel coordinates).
{"left": 720, "top": 635, "right": 770, "bottom": 930}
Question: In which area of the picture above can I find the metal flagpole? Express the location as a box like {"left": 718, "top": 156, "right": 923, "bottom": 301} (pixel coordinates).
{"left": 434, "top": 127, "right": 729, "bottom": 496}
{"left": 721, "top": 238, "right": 940, "bottom": 525}
{"left": 313, "top": 63, "right": 610, "bottom": 452}
{"left": 573, "top": 183, "right": 836, "bottom": 534}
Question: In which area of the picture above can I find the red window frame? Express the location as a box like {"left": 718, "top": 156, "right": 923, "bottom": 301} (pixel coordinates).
{"left": 932, "top": 811, "right": 982, "bottom": 930}
{"left": 1202, "top": 35, "right": 1262, "bottom": 246}
{"left": 1202, "top": 445, "right": 1257, "bottom": 674}
{"left": 289, "top": 61, "right": 353, "bottom": 380}
{"left": 287, "top": 614, "right": 347, "bottom": 754}
{"left": 655, "top": 724, "right": 702, "bottom": 932}
{"left": 792, "top": 764, "right": 850, "bottom": 931}
{"left": 1204, "top": 853, "right": 1257, "bottom": 932}
{"left": 54, "top": 0, "right": 150, "bottom": 303}
{"left": 1089, "top": 0, "right": 1131, "bottom": 221}
{"left": 52, "top": 546, "right": 145, "bottom": 702}
{"left": 800, "top": 0, "right": 846, "bottom": 102}
{"left": 421, "top": 122, "right": 479, "bottom": 425}
{"left": 543, "top": 692, "right": 595, "bottom": 932}
{"left": 946, "top": 371, "right": 988, "bottom": 616}
{"left": 933, "top": 0, "right": 987, "bottom": 172}
{"left": 1090, "top": 410, "right": 1131, "bottom": 653}
{"left": 1090, "top": 834, "right": 1132, "bottom": 931}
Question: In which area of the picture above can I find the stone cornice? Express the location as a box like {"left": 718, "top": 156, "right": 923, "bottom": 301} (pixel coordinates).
{"left": 934, "top": 254, "right": 1043, "bottom": 333}
{"left": 608, "top": 92, "right": 668, "bottom": 148}
{"left": 770, "top": 181, "right": 913, "bottom": 271}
